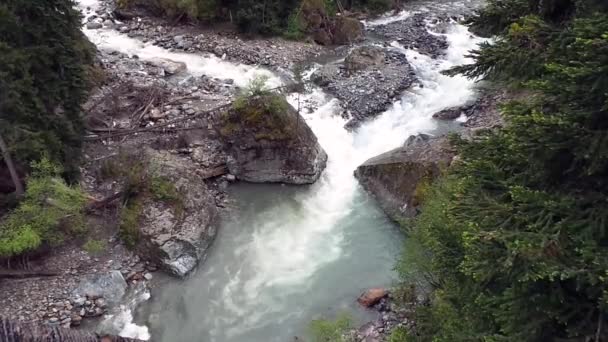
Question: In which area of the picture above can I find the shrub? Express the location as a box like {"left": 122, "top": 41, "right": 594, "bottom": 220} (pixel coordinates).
{"left": 0, "top": 158, "right": 86, "bottom": 258}
{"left": 119, "top": 197, "right": 142, "bottom": 249}
{"left": 284, "top": 11, "right": 305, "bottom": 40}
{"left": 386, "top": 326, "right": 408, "bottom": 342}
{"left": 83, "top": 238, "right": 106, "bottom": 255}
{"left": 309, "top": 313, "right": 353, "bottom": 342}
{"left": 222, "top": 76, "right": 295, "bottom": 140}
{"left": 150, "top": 176, "right": 180, "bottom": 202}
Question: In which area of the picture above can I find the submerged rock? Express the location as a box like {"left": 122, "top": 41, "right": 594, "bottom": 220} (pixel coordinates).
{"left": 219, "top": 95, "right": 327, "bottom": 184}
{"left": 354, "top": 134, "right": 455, "bottom": 221}
{"left": 137, "top": 150, "right": 218, "bottom": 277}
{"left": 433, "top": 106, "right": 464, "bottom": 120}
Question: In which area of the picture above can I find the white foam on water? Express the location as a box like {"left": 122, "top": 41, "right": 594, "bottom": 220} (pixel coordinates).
{"left": 364, "top": 10, "right": 412, "bottom": 27}
{"left": 98, "top": 286, "right": 151, "bottom": 340}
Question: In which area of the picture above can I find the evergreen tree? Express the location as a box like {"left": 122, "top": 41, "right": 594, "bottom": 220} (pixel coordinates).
{"left": 0, "top": 0, "right": 94, "bottom": 181}
{"left": 399, "top": 0, "right": 608, "bottom": 341}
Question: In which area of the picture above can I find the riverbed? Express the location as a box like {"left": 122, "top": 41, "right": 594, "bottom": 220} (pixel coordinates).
{"left": 78, "top": 0, "right": 484, "bottom": 340}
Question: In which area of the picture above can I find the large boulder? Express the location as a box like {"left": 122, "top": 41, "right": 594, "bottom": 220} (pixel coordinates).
{"left": 344, "top": 46, "right": 386, "bottom": 73}
{"left": 137, "top": 150, "right": 218, "bottom": 277}
{"left": 354, "top": 134, "right": 455, "bottom": 221}
{"left": 299, "top": 0, "right": 362, "bottom": 45}
{"left": 219, "top": 95, "right": 327, "bottom": 184}
{"left": 332, "top": 16, "right": 364, "bottom": 45}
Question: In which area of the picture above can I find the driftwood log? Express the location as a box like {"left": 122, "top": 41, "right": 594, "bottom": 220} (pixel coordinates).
{"left": 0, "top": 317, "right": 142, "bottom": 342}
{"left": 0, "top": 270, "right": 58, "bottom": 279}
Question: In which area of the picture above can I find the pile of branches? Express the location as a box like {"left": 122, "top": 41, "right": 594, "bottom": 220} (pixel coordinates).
{"left": 85, "top": 81, "right": 170, "bottom": 131}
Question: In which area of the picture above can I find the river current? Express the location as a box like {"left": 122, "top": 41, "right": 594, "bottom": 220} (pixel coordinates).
{"left": 77, "top": 1, "right": 484, "bottom": 340}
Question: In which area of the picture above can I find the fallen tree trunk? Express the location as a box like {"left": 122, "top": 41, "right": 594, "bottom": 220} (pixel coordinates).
{"left": 0, "top": 270, "right": 58, "bottom": 279}
{"left": 0, "top": 317, "right": 142, "bottom": 341}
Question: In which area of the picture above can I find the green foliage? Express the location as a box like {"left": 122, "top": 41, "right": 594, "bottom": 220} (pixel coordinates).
{"left": 0, "top": 0, "right": 95, "bottom": 180}
{"left": 309, "top": 313, "right": 353, "bottom": 342}
{"left": 386, "top": 326, "right": 408, "bottom": 342}
{"left": 119, "top": 0, "right": 385, "bottom": 36}
{"left": 83, "top": 238, "right": 106, "bottom": 255}
{"left": 0, "top": 159, "right": 86, "bottom": 258}
{"left": 222, "top": 76, "right": 296, "bottom": 140}
{"left": 119, "top": 197, "right": 142, "bottom": 249}
{"left": 150, "top": 176, "right": 180, "bottom": 202}
{"left": 468, "top": 0, "right": 608, "bottom": 36}
{"left": 352, "top": 0, "right": 392, "bottom": 13}
{"left": 284, "top": 10, "right": 305, "bottom": 40}
{"left": 102, "top": 152, "right": 183, "bottom": 248}
{"left": 404, "top": 2, "right": 608, "bottom": 340}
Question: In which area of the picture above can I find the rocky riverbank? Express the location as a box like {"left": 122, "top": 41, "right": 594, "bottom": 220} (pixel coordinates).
{"left": 0, "top": 0, "right": 330, "bottom": 329}
{"left": 84, "top": 2, "right": 323, "bottom": 70}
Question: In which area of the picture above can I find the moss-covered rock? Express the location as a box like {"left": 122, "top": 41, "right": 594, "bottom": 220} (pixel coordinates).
{"left": 105, "top": 149, "right": 218, "bottom": 278}
{"left": 354, "top": 134, "right": 454, "bottom": 222}
{"left": 220, "top": 94, "right": 327, "bottom": 184}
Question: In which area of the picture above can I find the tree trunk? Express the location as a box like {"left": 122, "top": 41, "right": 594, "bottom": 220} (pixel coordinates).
{"left": 0, "top": 132, "right": 24, "bottom": 196}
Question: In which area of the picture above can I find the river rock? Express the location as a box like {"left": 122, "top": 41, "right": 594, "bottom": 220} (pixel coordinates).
{"left": 354, "top": 134, "right": 455, "bottom": 221}
{"left": 433, "top": 106, "right": 464, "bottom": 120}
{"left": 86, "top": 21, "right": 103, "bottom": 30}
{"left": 344, "top": 46, "right": 385, "bottom": 73}
{"left": 137, "top": 150, "right": 218, "bottom": 277}
{"left": 148, "top": 57, "right": 187, "bottom": 75}
{"left": 332, "top": 16, "right": 364, "bottom": 45}
{"left": 219, "top": 95, "right": 327, "bottom": 184}
{"left": 358, "top": 288, "right": 388, "bottom": 307}
{"left": 72, "top": 271, "right": 127, "bottom": 305}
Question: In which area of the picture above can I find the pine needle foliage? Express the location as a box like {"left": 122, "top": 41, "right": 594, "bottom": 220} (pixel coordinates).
{"left": 399, "top": 1, "right": 608, "bottom": 341}
{"left": 0, "top": 0, "right": 94, "bottom": 180}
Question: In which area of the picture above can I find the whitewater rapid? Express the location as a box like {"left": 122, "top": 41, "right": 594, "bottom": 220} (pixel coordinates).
{"left": 78, "top": 1, "right": 484, "bottom": 340}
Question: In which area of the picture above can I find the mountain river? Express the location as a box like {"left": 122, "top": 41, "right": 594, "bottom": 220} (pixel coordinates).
{"left": 77, "top": 1, "right": 484, "bottom": 340}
